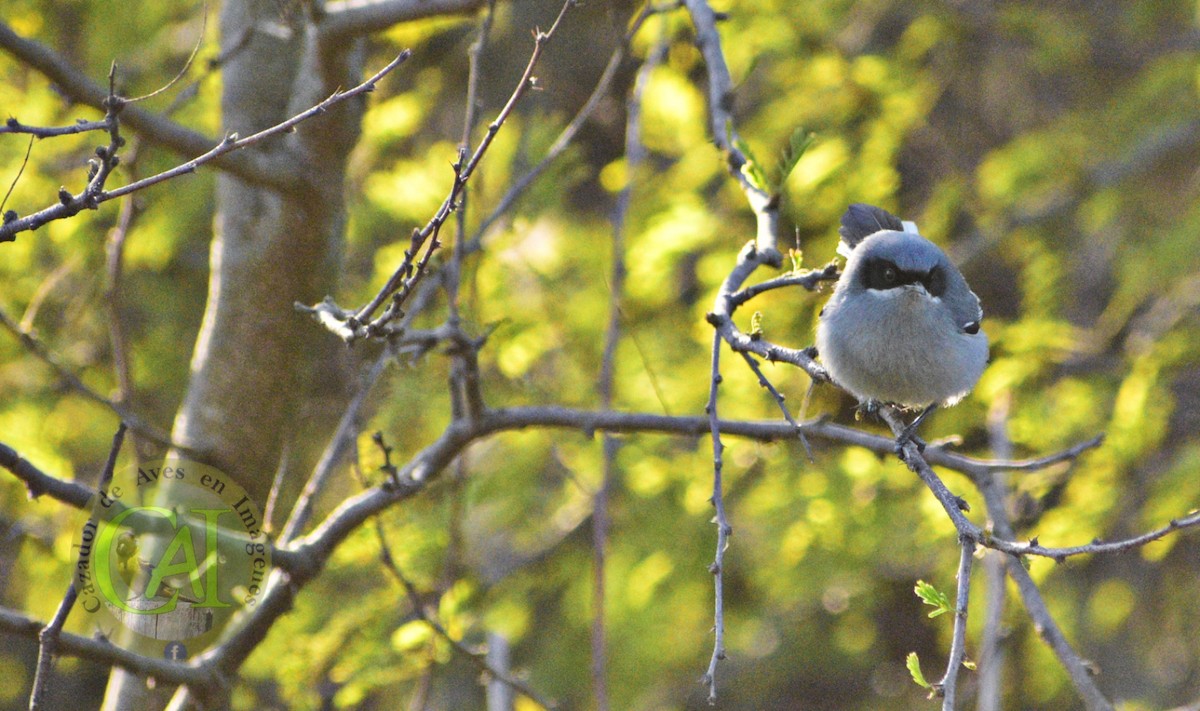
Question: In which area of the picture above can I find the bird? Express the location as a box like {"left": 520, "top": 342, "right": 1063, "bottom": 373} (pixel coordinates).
{"left": 815, "top": 204, "right": 988, "bottom": 448}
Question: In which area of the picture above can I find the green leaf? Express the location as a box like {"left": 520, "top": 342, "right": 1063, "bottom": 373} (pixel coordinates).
{"left": 788, "top": 248, "right": 804, "bottom": 273}
{"left": 906, "top": 652, "right": 931, "bottom": 689}
{"left": 775, "top": 128, "right": 816, "bottom": 188}
{"left": 914, "top": 579, "right": 953, "bottom": 618}
{"left": 750, "top": 311, "right": 764, "bottom": 338}
{"left": 728, "top": 120, "right": 772, "bottom": 194}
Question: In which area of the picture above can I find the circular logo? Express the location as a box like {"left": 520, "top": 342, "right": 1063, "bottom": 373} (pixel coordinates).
{"left": 74, "top": 459, "right": 270, "bottom": 654}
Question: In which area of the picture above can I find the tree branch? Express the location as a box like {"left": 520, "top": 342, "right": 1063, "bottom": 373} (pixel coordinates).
{"left": 683, "top": 0, "right": 780, "bottom": 265}
{"left": 0, "top": 51, "right": 412, "bottom": 242}
{"left": 342, "top": 0, "right": 577, "bottom": 336}
{"left": 317, "top": 0, "right": 485, "bottom": 42}
{"left": 0, "top": 403, "right": 1185, "bottom": 700}
{"left": 0, "top": 21, "right": 295, "bottom": 192}
{"left": 463, "top": 1, "right": 680, "bottom": 254}
{"left": 937, "top": 537, "right": 974, "bottom": 710}
{"left": 28, "top": 424, "right": 125, "bottom": 711}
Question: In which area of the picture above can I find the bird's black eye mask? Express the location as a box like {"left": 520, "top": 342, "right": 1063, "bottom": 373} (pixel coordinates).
{"left": 861, "top": 257, "right": 946, "bottom": 297}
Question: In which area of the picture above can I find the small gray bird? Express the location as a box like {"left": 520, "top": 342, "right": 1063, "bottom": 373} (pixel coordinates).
{"left": 816, "top": 204, "right": 988, "bottom": 442}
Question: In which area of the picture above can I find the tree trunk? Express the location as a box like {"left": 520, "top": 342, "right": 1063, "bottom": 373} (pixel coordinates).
{"left": 101, "top": 1, "right": 362, "bottom": 707}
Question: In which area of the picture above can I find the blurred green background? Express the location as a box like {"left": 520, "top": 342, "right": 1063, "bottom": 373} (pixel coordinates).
{"left": 1, "top": 0, "right": 1199, "bottom": 708}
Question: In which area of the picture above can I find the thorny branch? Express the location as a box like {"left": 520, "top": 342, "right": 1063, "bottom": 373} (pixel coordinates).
{"left": 936, "top": 538, "right": 974, "bottom": 709}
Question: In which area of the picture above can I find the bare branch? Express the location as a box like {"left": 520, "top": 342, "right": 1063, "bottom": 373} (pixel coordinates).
{"left": 0, "top": 403, "right": 1187, "bottom": 700}
{"left": 0, "top": 305, "right": 178, "bottom": 449}
{"left": 318, "top": 0, "right": 485, "bottom": 41}
{"left": 937, "top": 538, "right": 974, "bottom": 710}
{"left": 683, "top": 0, "right": 780, "bottom": 264}
{"left": 976, "top": 397, "right": 1013, "bottom": 711}
{"left": 702, "top": 332, "right": 731, "bottom": 703}
{"left": 28, "top": 424, "right": 125, "bottom": 711}
{"left": 463, "top": 1, "right": 680, "bottom": 254}
{"left": 318, "top": 0, "right": 578, "bottom": 339}
{"left": 707, "top": 241, "right": 829, "bottom": 382}
{"left": 0, "top": 607, "right": 213, "bottom": 688}
{"left": 371, "top": 514, "right": 558, "bottom": 709}
{"left": 278, "top": 352, "right": 394, "bottom": 544}
{"left": 0, "top": 51, "right": 412, "bottom": 242}
{"left": 0, "top": 441, "right": 93, "bottom": 507}
{"left": 0, "top": 21, "right": 295, "bottom": 191}
{"left": 0, "top": 118, "right": 111, "bottom": 138}
{"left": 0, "top": 134, "right": 33, "bottom": 215}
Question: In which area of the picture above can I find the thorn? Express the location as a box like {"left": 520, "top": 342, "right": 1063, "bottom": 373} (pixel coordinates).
{"left": 57, "top": 188, "right": 72, "bottom": 205}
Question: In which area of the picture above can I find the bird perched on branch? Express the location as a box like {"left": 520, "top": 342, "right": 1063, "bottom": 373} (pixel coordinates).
{"left": 815, "top": 203, "right": 988, "bottom": 447}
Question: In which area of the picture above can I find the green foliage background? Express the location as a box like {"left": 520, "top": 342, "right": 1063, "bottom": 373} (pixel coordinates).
{"left": 1, "top": 0, "right": 1199, "bottom": 708}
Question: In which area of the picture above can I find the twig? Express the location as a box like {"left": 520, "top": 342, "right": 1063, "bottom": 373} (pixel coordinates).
{"left": 938, "top": 538, "right": 974, "bottom": 710}
{"left": 728, "top": 262, "right": 840, "bottom": 307}
{"left": 0, "top": 118, "right": 111, "bottom": 138}
{"left": 0, "top": 51, "right": 412, "bottom": 242}
{"left": 104, "top": 146, "right": 143, "bottom": 460}
{"left": 447, "top": 0, "right": 496, "bottom": 320}
{"left": 28, "top": 423, "right": 126, "bottom": 711}
{"left": 122, "top": 6, "right": 208, "bottom": 104}
{"left": 371, "top": 517, "right": 557, "bottom": 709}
{"left": 278, "top": 351, "right": 393, "bottom": 543}
{"left": 882, "top": 406, "right": 1116, "bottom": 709}
{"left": 683, "top": 0, "right": 780, "bottom": 265}
{"left": 462, "top": 1, "right": 680, "bottom": 254}
{"left": 0, "top": 20, "right": 293, "bottom": 191}
{"left": 702, "top": 332, "right": 731, "bottom": 704}
{"left": 346, "top": 0, "right": 577, "bottom": 336}
{"left": 0, "top": 305, "right": 178, "bottom": 450}
{"left": 446, "top": 0, "right": 497, "bottom": 422}
{"left": 1, "top": 134, "right": 33, "bottom": 214}
{"left": 739, "top": 351, "right": 812, "bottom": 459}
{"left": 707, "top": 243, "right": 830, "bottom": 383}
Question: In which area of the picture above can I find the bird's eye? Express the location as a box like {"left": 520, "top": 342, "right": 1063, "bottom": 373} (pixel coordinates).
{"left": 963, "top": 321, "right": 980, "bottom": 335}
{"left": 863, "top": 259, "right": 903, "bottom": 290}
{"left": 926, "top": 266, "right": 946, "bottom": 297}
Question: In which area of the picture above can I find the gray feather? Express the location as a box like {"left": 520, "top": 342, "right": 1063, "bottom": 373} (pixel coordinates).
{"left": 839, "top": 204, "right": 904, "bottom": 250}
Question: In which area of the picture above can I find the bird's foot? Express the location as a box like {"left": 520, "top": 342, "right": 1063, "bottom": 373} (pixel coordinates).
{"left": 894, "top": 403, "right": 938, "bottom": 457}
{"left": 854, "top": 399, "right": 882, "bottom": 422}
{"left": 893, "top": 424, "right": 927, "bottom": 456}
